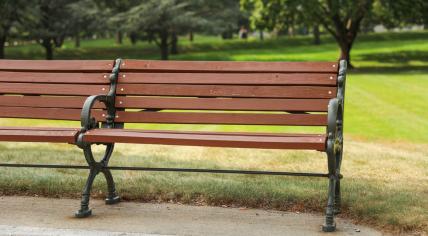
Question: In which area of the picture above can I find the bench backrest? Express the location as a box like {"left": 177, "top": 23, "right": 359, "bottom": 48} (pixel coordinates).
{"left": 0, "top": 60, "right": 114, "bottom": 121}
{"left": 112, "top": 60, "right": 339, "bottom": 127}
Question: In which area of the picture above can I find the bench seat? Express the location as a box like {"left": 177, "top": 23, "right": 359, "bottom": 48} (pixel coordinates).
{"left": 0, "top": 127, "right": 79, "bottom": 143}
{"left": 83, "top": 129, "right": 327, "bottom": 151}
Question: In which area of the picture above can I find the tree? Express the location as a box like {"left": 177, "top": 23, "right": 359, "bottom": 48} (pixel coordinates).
{"left": 241, "top": 0, "right": 321, "bottom": 42}
{"left": 241, "top": 0, "right": 372, "bottom": 67}
{"left": 0, "top": 0, "right": 27, "bottom": 59}
{"left": 22, "top": 0, "right": 77, "bottom": 59}
{"left": 116, "top": 0, "right": 199, "bottom": 60}
{"left": 302, "top": 0, "right": 373, "bottom": 68}
{"left": 97, "top": 0, "right": 141, "bottom": 45}
{"left": 240, "top": 0, "right": 270, "bottom": 40}
{"left": 68, "top": 0, "right": 106, "bottom": 48}
{"left": 371, "top": 0, "right": 428, "bottom": 29}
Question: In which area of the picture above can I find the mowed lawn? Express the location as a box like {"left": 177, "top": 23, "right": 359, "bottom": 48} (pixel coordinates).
{"left": 1, "top": 31, "right": 427, "bottom": 234}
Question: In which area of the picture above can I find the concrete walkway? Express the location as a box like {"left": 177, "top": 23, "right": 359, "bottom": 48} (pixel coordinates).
{"left": 0, "top": 196, "right": 383, "bottom": 236}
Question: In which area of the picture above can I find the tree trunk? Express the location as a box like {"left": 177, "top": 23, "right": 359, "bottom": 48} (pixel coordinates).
{"left": 189, "top": 31, "right": 194, "bottom": 42}
{"left": 259, "top": 30, "right": 264, "bottom": 40}
{"left": 170, "top": 31, "right": 178, "bottom": 55}
{"left": 116, "top": 31, "right": 123, "bottom": 45}
{"left": 42, "top": 38, "right": 53, "bottom": 60}
{"left": 0, "top": 35, "right": 6, "bottom": 59}
{"left": 160, "top": 32, "right": 169, "bottom": 60}
{"left": 313, "top": 24, "right": 321, "bottom": 45}
{"left": 75, "top": 33, "right": 81, "bottom": 48}
{"left": 129, "top": 32, "right": 138, "bottom": 45}
{"left": 339, "top": 42, "right": 353, "bottom": 68}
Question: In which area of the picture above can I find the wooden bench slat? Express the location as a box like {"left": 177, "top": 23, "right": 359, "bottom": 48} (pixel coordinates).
{"left": 0, "top": 60, "right": 113, "bottom": 72}
{"left": 121, "top": 60, "right": 338, "bottom": 73}
{"left": 118, "top": 73, "right": 337, "bottom": 85}
{"left": 116, "top": 97, "right": 329, "bottom": 112}
{"left": 113, "top": 111, "right": 327, "bottom": 126}
{"left": 0, "top": 72, "right": 110, "bottom": 84}
{"left": 117, "top": 84, "right": 336, "bottom": 98}
{"left": 0, "top": 127, "right": 79, "bottom": 143}
{"left": 92, "top": 128, "right": 325, "bottom": 137}
{"left": 83, "top": 129, "right": 326, "bottom": 150}
{"left": 0, "top": 83, "right": 109, "bottom": 96}
{"left": 0, "top": 107, "right": 105, "bottom": 121}
{"left": 0, "top": 96, "right": 105, "bottom": 109}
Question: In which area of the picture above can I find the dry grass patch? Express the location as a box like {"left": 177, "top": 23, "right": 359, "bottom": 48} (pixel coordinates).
{"left": 0, "top": 140, "right": 427, "bottom": 234}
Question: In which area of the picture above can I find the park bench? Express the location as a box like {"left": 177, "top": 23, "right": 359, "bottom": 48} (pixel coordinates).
{"left": 0, "top": 59, "right": 347, "bottom": 232}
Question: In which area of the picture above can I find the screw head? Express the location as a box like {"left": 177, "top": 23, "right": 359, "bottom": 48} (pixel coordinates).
{"left": 120, "top": 88, "right": 124, "bottom": 91}
{"left": 330, "top": 76, "right": 333, "bottom": 80}
{"left": 119, "top": 101, "right": 123, "bottom": 104}
{"left": 103, "top": 75, "right": 107, "bottom": 78}
{"left": 102, "top": 88, "right": 106, "bottom": 91}
{"left": 122, "top": 74, "right": 126, "bottom": 78}
{"left": 328, "top": 91, "right": 332, "bottom": 94}
{"left": 102, "top": 114, "right": 105, "bottom": 117}
{"left": 332, "top": 64, "right": 336, "bottom": 67}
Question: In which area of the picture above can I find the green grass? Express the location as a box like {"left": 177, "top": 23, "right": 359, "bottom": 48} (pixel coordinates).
{"left": 1, "top": 31, "right": 428, "bottom": 234}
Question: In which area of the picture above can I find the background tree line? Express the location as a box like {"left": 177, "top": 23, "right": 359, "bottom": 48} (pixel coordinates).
{"left": 0, "top": 0, "right": 426, "bottom": 66}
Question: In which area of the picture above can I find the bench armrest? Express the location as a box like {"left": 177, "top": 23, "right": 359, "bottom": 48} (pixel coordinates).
{"left": 327, "top": 97, "right": 343, "bottom": 153}
{"left": 81, "top": 95, "right": 115, "bottom": 131}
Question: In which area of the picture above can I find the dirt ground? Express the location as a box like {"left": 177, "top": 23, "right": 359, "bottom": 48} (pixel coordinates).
{"left": 0, "top": 196, "right": 385, "bottom": 236}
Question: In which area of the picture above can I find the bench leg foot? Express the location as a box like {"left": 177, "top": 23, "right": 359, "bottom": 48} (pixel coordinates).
{"left": 75, "top": 207, "right": 92, "bottom": 218}
{"left": 322, "top": 176, "right": 337, "bottom": 232}
{"left": 75, "top": 169, "right": 97, "bottom": 218}
{"left": 103, "top": 169, "right": 120, "bottom": 205}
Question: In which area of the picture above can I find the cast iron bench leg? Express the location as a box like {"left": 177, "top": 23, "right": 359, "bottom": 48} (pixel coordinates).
{"left": 322, "top": 138, "right": 338, "bottom": 232}
{"left": 102, "top": 169, "right": 120, "bottom": 205}
{"left": 75, "top": 143, "right": 120, "bottom": 218}
{"left": 76, "top": 168, "right": 97, "bottom": 218}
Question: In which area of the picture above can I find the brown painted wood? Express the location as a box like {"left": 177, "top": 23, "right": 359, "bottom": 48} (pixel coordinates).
{"left": 116, "top": 84, "right": 336, "bottom": 98}
{"left": 0, "top": 127, "right": 79, "bottom": 143}
{"left": 116, "top": 97, "right": 329, "bottom": 112}
{"left": 113, "top": 111, "right": 327, "bottom": 126}
{"left": 0, "top": 60, "right": 113, "bottom": 72}
{"left": 118, "top": 73, "right": 337, "bottom": 85}
{"left": 0, "top": 83, "right": 109, "bottom": 96}
{"left": 0, "top": 127, "right": 79, "bottom": 131}
{"left": 92, "top": 128, "right": 325, "bottom": 137}
{"left": 0, "top": 72, "right": 110, "bottom": 84}
{"left": 0, "top": 96, "right": 105, "bottom": 109}
{"left": 0, "top": 107, "right": 105, "bottom": 121}
{"left": 83, "top": 129, "right": 326, "bottom": 150}
{"left": 121, "top": 60, "right": 339, "bottom": 73}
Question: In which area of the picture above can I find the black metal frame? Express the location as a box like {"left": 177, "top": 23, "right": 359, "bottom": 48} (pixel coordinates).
{"left": 74, "top": 58, "right": 122, "bottom": 218}
{"left": 322, "top": 59, "right": 347, "bottom": 232}
{"left": 0, "top": 59, "right": 347, "bottom": 232}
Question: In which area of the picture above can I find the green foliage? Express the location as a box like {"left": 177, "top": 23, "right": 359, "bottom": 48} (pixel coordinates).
{"left": 372, "top": 0, "right": 428, "bottom": 28}
{"left": 113, "top": 0, "right": 201, "bottom": 59}
{"left": 0, "top": 0, "right": 28, "bottom": 58}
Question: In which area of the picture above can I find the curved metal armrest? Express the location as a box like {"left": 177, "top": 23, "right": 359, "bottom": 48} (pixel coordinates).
{"left": 327, "top": 97, "right": 344, "bottom": 153}
{"left": 81, "top": 95, "right": 114, "bottom": 131}
{"left": 327, "top": 98, "right": 344, "bottom": 136}
{"left": 327, "top": 98, "right": 339, "bottom": 138}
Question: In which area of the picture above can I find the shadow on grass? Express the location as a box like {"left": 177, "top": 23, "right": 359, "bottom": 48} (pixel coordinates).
{"left": 350, "top": 65, "right": 428, "bottom": 74}
{"left": 359, "top": 50, "right": 428, "bottom": 63}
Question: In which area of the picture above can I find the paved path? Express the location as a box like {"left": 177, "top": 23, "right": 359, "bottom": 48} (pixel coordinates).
{"left": 0, "top": 196, "right": 383, "bottom": 236}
